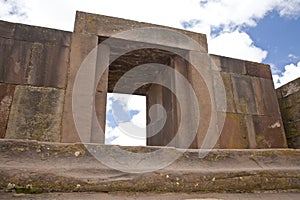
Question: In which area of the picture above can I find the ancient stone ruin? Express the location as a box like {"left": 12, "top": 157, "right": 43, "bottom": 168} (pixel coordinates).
{"left": 0, "top": 11, "right": 299, "bottom": 195}
{"left": 0, "top": 11, "right": 293, "bottom": 149}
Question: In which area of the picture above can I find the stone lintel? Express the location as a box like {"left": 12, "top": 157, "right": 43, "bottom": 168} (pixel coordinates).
{"left": 74, "top": 11, "right": 208, "bottom": 52}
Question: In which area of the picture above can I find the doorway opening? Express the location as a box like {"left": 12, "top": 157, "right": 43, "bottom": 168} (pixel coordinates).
{"left": 105, "top": 93, "right": 146, "bottom": 146}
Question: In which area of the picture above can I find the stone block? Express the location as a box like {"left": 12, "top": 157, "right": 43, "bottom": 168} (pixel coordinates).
{"left": 0, "top": 84, "right": 15, "bottom": 138}
{"left": 220, "top": 56, "right": 246, "bottom": 74}
{"left": 0, "top": 38, "right": 12, "bottom": 82}
{"left": 284, "top": 121, "right": 300, "bottom": 148}
{"left": 6, "top": 86, "right": 64, "bottom": 142}
{"left": 187, "top": 63, "right": 213, "bottom": 149}
{"left": 244, "top": 115, "right": 257, "bottom": 148}
{"left": 245, "top": 61, "right": 272, "bottom": 79}
{"left": 231, "top": 75, "right": 258, "bottom": 114}
{"left": 61, "top": 33, "right": 98, "bottom": 143}
{"left": 216, "top": 72, "right": 236, "bottom": 113}
{"left": 278, "top": 91, "right": 300, "bottom": 123}
{"left": 14, "top": 23, "right": 71, "bottom": 46}
{"left": 277, "top": 77, "right": 300, "bottom": 98}
{"left": 1, "top": 39, "right": 31, "bottom": 84}
{"left": 27, "top": 43, "right": 69, "bottom": 88}
{"left": 1, "top": 38, "right": 69, "bottom": 88}
{"left": 252, "top": 115, "right": 287, "bottom": 148}
{"left": 252, "top": 77, "right": 281, "bottom": 117}
{"left": 0, "top": 20, "right": 15, "bottom": 38}
{"left": 74, "top": 11, "right": 208, "bottom": 52}
{"left": 217, "top": 112, "right": 249, "bottom": 149}
{"left": 209, "top": 54, "right": 246, "bottom": 74}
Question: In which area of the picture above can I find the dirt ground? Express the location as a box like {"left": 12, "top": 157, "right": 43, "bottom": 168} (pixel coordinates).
{"left": 1, "top": 192, "right": 300, "bottom": 200}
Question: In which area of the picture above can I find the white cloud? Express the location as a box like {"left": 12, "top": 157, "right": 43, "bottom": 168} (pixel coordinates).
{"left": 276, "top": 0, "right": 300, "bottom": 18}
{"left": 288, "top": 53, "right": 300, "bottom": 60}
{"left": 105, "top": 124, "right": 146, "bottom": 146}
{"left": 105, "top": 121, "right": 146, "bottom": 146}
{"left": 0, "top": 0, "right": 29, "bottom": 21}
{"left": 208, "top": 30, "right": 267, "bottom": 62}
{"left": 273, "top": 61, "right": 300, "bottom": 88}
{"left": 105, "top": 93, "right": 146, "bottom": 146}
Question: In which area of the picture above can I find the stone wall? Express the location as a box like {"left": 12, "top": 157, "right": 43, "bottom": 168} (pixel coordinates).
{"left": 277, "top": 78, "right": 300, "bottom": 148}
{"left": 0, "top": 12, "right": 288, "bottom": 149}
{"left": 209, "top": 55, "right": 287, "bottom": 148}
{"left": 0, "top": 20, "right": 71, "bottom": 142}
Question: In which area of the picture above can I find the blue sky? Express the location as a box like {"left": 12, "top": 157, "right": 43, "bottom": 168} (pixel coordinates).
{"left": 105, "top": 93, "right": 146, "bottom": 146}
{"left": 1, "top": 0, "right": 300, "bottom": 145}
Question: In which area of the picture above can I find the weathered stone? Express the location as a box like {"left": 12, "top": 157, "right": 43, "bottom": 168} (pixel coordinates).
{"left": 252, "top": 115, "right": 287, "bottom": 148}
{"left": 0, "top": 38, "right": 69, "bottom": 88}
{"left": 1, "top": 38, "right": 31, "bottom": 84}
{"left": 92, "top": 45, "right": 110, "bottom": 143}
{"left": 245, "top": 61, "right": 272, "bottom": 79}
{"left": 216, "top": 72, "right": 236, "bottom": 113}
{"left": 0, "top": 84, "right": 15, "bottom": 138}
{"left": 231, "top": 75, "right": 258, "bottom": 114}
{"left": 14, "top": 23, "right": 71, "bottom": 46}
{"left": 61, "top": 33, "right": 98, "bottom": 143}
{"left": 220, "top": 56, "right": 246, "bottom": 74}
{"left": 277, "top": 77, "right": 300, "bottom": 98}
{"left": 27, "top": 43, "right": 69, "bottom": 88}
{"left": 244, "top": 115, "right": 257, "bottom": 149}
{"left": 217, "top": 113, "right": 249, "bottom": 149}
{"left": 187, "top": 61, "right": 213, "bottom": 149}
{"left": 0, "top": 20, "right": 15, "bottom": 38}
{"left": 0, "top": 13, "right": 289, "bottom": 150}
{"left": 277, "top": 78, "right": 300, "bottom": 148}
{"left": 252, "top": 77, "right": 281, "bottom": 116}
{"left": 279, "top": 98, "right": 300, "bottom": 122}
{"left": 146, "top": 83, "right": 165, "bottom": 146}
{"left": 0, "top": 38, "right": 12, "bottom": 82}
{"left": 6, "top": 86, "right": 64, "bottom": 142}
{"left": 210, "top": 54, "right": 247, "bottom": 75}
{"left": 1, "top": 139, "right": 299, "bottom": 193}
{"left": 74, "top": 11, "right": 208, "bottom": 52}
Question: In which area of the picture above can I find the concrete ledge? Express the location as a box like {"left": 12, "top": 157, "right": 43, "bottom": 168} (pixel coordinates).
{"left": 0, "top": 139, "right": 299, "bottom": 193}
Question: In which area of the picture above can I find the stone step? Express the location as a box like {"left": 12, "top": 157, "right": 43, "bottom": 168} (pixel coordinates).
{"left": 0, "top": 139, "right": 299, "bottom": 194}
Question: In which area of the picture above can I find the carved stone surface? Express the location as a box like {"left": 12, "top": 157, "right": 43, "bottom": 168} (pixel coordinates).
{"left": 252, "top": 115, "right": 287, "bottom": 148}
{"left": 217, "top": 112, "right": 249, "bottom": 149}
{"left": 0, "top": 84, "right": 15, "bottom": 138}
{"left": 245, "top": 61, "right": 272, "bottom": 79}
{"left": 231, "top": 75, "right": 258, "bottom": 115}
{"left": 6, "top": 86, "right": 64, "bottom": 142}
{"left": 0, "top": 20, "right": 71, "bottom": 88}
{"left": 74, "top": 12, "right": 208, "bottom": 52}
{"left": 0, "top": 13, "right": 289, "bottom": 149}
{"left": 277, "top": 78, "right": 300, "bottom": 148}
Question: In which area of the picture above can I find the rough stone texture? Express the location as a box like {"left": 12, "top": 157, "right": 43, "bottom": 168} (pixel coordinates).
{"left": 252, "top": 77, "right": 281, "bottom": 116}
{"left": 277, "top": 78, "right": 300, "bottom": 148}
{"left": 5, "top": 86, "right": 64, "bottom": 142}
{"left": 2, "top": 192, "right": 300, "bottom": 200}
{"left": 74, "top": 11, "right": 208, "bottom": 52}
{"left": 0, "top": 140, "right": 299, "bottom": 193}
{"left": 245, "top": 61, "right": 272, "bottom": 80}
{"left": 210, "top": 54, "right": 246, "bottom": 75}
{"left": 0, "top": 84, "right": 15, "bottom": 138}
{"left": 0, "top": 21, "right": 71, "bottom": 88}
{"left": 217, "top": 113, "right": 249, "bottom": 149}
{"left": 231, "top": 75, "right": 258, "bottom": 115}
{"left": 0, "top": 13, "right": 288, "bottom": 149}
{"left": 218, "top": 72, "right": 237, "bottom": 113}
{"left": 61, "top": 33, "right": 98, "bottom": 143}
{"left": 252, "top": 115, "right": 287, "bottom": 148}
{"left": 0, "top": 20, "right": 71, "bottom": 45}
